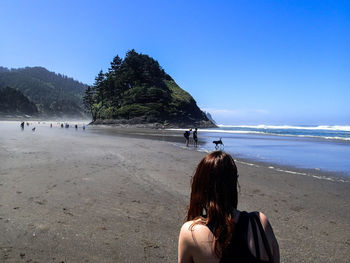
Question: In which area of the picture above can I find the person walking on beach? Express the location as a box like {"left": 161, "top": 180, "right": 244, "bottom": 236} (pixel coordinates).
{"left": 184, "top": 128, "right": 192, "bottom": 147}
{"left": 178, "top": 151, "right": 280, "bottom": 263}
{"left": 193, "top": 128, "right": 198, "bottom": 148}
{"left": 20, "top": 121, "right": 25, "bottom": 130}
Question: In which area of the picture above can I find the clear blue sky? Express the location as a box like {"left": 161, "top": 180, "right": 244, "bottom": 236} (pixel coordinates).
{"left": 1, "top": 0, "right": 349, "bottom": 125}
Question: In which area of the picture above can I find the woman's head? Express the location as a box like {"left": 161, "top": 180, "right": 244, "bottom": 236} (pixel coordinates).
{"left": 187, "top": 151, "right": 238, "bottom": 220}
{"left": 186, "top": 151, "right": 239, "bottom": 255}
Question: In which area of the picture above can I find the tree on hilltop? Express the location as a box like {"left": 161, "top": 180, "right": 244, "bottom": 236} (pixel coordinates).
{"left": 83, "top": 49, "right": 214, "bottom": 127}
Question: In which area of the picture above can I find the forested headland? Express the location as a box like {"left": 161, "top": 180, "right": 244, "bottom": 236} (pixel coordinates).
{"left": 0, "top": 87, "right": 38, "bottom": 115}
{"left": 0, "top": 66, "right": 88, "bottom": 117}
{"left": 0, "top": 51, "right": 215, "bottom": 126}
{"left": 84, "top": 50, "right": 215, "bottom": 127}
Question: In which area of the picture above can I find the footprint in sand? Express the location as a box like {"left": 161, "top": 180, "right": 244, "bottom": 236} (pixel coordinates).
{"left": 35, "top": 200, "right": 47, "bottom": 205}
{"left": 47, "top": 184, "right": 57, "bottom": 190}
{"left": 62, "top": 207, "right": 74, "bottom": 216}
{"left": 290, "top": 205, "right": 304, "bottom": 212}
{"left": 0, "top": 246, "right": 13, "bottom": 260}
{"left": 143, "top": 241, "right": 163, "bottom": 260}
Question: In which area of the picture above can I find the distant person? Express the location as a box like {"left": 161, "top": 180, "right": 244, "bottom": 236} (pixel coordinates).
{"left": 193, "top": 128, "right": 198, "bottom": 148}
{"left": 82, "top": 124, "right": 86, "bottom": 130}
{"left": 26, "top": 122, "right": 29, "bottom": 126}
{"left": 75, "top": 124, "right": 78, "bottom": 130}
{"left": 178, "top": 151, "right": 279, "bottom": 263}
{"left": 50, "top": 123, "right": 52, "bottom": 128}
{"left": 20, "top": 122, "right": 25, "bottom": 130}
{"left": 184, "top": 128, "right": 192, "bottom": 147}
{"left": 61, "top": 123, "right": 64, "bottom": 128}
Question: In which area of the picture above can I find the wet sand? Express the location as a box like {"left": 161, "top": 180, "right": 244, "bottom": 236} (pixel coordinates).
{"left": 0, "top": 122, "right": 349, "bottom": 262}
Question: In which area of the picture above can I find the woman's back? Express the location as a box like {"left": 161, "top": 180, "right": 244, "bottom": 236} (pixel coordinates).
{"left": 178, "top": 151, "right": 279, "bottom": 263}
{"left": 219, "top": 211, "right": 278, "bottom": 263}
{"left": 178, "top": 210, "right": 279, "bottom": 263}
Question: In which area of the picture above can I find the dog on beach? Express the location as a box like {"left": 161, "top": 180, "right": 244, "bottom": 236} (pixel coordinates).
{"left": 32, "top": 127, "right": 36, "bottom": 132}
{"left": 213, "top": 138, "right": 224, "bottom": 149}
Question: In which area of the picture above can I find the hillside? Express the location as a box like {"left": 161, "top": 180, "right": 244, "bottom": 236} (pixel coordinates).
{"left": 0, "top": 67, "right": 88, "bottom": 117}
{"left": 85, "top": 50, "right": 216, "bottom": 128}
{"left": 0, "top": 87, "right": 38, "bottom": 115}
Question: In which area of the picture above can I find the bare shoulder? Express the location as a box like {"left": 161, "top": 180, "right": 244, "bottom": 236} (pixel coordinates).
{"left": 180, "top": 220, "right": 213, "bottom": 241}
{"left": 249, "top": 211, "right": 270, "bottom": 229}
{"left": 250, "top": 211, "right": 280, "bottom": 263}
{"left": 178, "top": 220, "right": 218, "bottom": 263}
{"left": 257, "top": 211, "right": 270, "bottom": 229}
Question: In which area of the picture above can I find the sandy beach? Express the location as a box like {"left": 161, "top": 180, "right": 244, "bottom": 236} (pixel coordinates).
{"left": 0, "top": 122, "right": 349, "bottom": 262}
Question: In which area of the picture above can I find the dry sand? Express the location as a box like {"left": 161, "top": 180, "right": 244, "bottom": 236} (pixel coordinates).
{"left": 0, "top": 122, "right": 349, "bottom": 262}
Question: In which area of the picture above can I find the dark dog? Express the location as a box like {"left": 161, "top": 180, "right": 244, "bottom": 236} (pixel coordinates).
{"left": 213, "top": 138, "right": 224, "bottom": 149}
{"left": 32, "top": 127, "right": 36, "bottom": 132}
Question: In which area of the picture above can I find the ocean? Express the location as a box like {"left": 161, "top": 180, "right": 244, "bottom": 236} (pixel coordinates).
{"left": 171, "top": 125, "right": 350, "bottom": 180}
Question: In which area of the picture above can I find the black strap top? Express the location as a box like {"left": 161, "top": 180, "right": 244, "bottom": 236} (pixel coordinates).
{"left": 218, "top": 211, "right": 273, "bottom": 263}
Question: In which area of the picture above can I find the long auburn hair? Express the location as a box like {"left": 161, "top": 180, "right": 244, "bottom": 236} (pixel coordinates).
{"left": 186, "top": 151, "right": 239, "bottom": 257}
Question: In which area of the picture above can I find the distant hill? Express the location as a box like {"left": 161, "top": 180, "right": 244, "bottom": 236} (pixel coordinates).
{"left": 85, "top": 50, "right": 216, "bottom": 128}
{"left": 0, "top": 66, "right": 88, "bottom": 117}
{"left": 0, "top": 87, "right": 38, "bottom": 115}
{"left": 205, "top": 111, "right": 216, "bottom": 124}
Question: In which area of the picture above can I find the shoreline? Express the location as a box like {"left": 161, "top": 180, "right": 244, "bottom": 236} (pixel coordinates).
{"left": 3, "top": 120, "right": 349, "bottom": 181}
{"left": 87, "top": 125, "right": 350, "bottom": 183}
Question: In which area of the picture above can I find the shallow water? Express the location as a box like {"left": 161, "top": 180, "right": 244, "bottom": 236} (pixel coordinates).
{"left": 194, "top": 130, "right": 350, "bottom": 177}
{"left": 2, "top": 121, "right": 349, "bottom": 177}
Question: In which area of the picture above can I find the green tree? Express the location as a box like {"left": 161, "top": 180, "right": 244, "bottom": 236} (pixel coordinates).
{"left": 89, "top": 49, "right": 213, "bottom": 126}
{"left": 109, "top": 55, "right": 122, "bottom": 73}
{"left": 0, "top": 86, "right": 38, "bottom": 114}
{"left": 0, "top": 66, "right": 87, "bottom": 116}
{"left": 94, "top": 70, "right": 106, "bottom": 106}
{"left": 83, "top": 86, "right": 96, "bottom": 120}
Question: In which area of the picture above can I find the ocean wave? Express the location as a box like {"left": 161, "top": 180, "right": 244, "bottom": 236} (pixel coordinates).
{"left": 168, "top": 128, "right": 267, "bottom": 135}
{"left": 167, "top": 128, "right": 350, "bottom": 141}
{"left": 207, "top": 129, "right": 350, "bottom": 141}
{"left": 217, "top": 124, "right": 350, "bottom": 132}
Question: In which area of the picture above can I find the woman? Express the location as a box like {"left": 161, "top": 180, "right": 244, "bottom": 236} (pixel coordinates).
{"left": 178, "top": 151, "right": 279, "bottom": 263}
